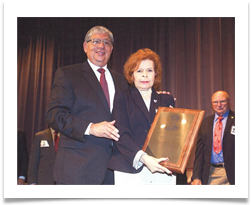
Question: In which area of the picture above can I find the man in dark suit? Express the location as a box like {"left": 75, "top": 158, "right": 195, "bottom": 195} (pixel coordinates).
{"left": 46, "top": 26, "right": 128, "bottom": 185}
{"left": 28, "top": 128, "right": 59, "bottom": 185}
{"left": 17, "top": 129, "right": 29, "bottom": 185}
{"left": 192, "top": 90, "right": 235, "bottom": 185}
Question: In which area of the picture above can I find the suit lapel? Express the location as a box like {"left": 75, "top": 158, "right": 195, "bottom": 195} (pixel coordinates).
{"left": 208, "top": 115, "right": 215, "bottom": 146}
{"left": 82, "top": 62, "right": 110, "bottom": 114}
{"left": 131, "top": 87, "right": 150, "bottom": 123}
{"left": 45, "top": 129, "right": 57, "bottom": 156}
{"left": 224, "top": 110, "right": 235, "bottom": 137}
{"left": 45, "top": 128, "right": 54, "bottom": 148}
{"left": 110, "top": 70, "right": 120, "bottom": 92}
{"left": 149, "top": 89, "right": 161, "bottom": 123}
{"left": 131, "top": 87, "right": 159, "bottom": 126}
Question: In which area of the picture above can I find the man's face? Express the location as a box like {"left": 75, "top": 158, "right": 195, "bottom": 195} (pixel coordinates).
{"left": 83, "top": 33, "right": 113, "bottom": 67}
{"left": 211, "top": 91, "right": 230, "bottom": 116}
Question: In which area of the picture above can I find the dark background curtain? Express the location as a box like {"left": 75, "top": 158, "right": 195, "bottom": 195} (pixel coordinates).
{"left": 17, "top": 17, "right": 235, "bottom": 156}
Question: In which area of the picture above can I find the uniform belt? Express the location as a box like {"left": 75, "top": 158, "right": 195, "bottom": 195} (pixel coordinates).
{"left": 211, "top": 163, "right": 224, "bottom": 167}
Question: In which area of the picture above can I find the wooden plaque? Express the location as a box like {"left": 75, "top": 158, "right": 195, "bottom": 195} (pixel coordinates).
{"left": 142, "top": 107, "right": 205, "bottom": 174}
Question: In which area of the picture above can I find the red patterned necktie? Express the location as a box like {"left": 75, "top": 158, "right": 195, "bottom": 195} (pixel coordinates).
{"left": 213, "top": 116, "right": 223, "bottom": 154}
{"left": 97, "top": 68, "right": 110, "bottom": 108}
{"left": 54, "top": 131, "right": 59, "bottom": 153}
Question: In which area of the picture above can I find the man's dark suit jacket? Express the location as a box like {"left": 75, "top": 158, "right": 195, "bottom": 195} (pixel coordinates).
{"left": 108, "top": 86, "right": 187, "bottom": 184}
{"left": 192, "top": 110, "right": 235, "bottom": 185}
{"left": 18, "top": 129, "right": 29, "bottom": 180}
{"left": 46, "top": 61, "right": 128, "bottom": 184}
{"left": 28, "top": 128, "right": 56, "bottom": 185}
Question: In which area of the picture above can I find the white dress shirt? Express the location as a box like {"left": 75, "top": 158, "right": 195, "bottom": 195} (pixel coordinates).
{"left": 84, "top": 59, "right": 116, "bottom": 135}
{"left": 50, "top": 127, "right": 60, "bottom": 145}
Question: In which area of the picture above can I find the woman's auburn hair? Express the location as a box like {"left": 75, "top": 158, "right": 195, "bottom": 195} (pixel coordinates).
{"left": 124, "top": 48, "right": 162, "bottom": 90}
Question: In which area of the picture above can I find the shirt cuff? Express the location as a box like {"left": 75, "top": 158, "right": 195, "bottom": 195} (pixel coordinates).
{"left": 84, "top": 123, "right": 92, "bottom": 135}
{"left": 133, "top": 150, "right": 146, "bottom": 170}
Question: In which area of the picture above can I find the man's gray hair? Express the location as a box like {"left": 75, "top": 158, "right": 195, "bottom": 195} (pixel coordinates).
{"left": 85, "top": 26, "right": 114, "bottom": 44}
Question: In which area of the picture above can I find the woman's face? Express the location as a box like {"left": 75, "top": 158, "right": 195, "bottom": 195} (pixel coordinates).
{"left": 133, "top": 59, "right": 155, "bottom": 91}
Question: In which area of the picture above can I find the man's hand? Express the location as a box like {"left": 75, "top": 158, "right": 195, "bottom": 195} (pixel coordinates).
{"left": 156, "top": 91, "right": 171, "bottom": 95}
{"left": 191, "top": 179, "right": 202, "bottom": 185}
{"left": 89, "top": 120, "right": 120, "bottom": 141}
{"left": 156, "top": 91, "right": 176, "bottom": 101}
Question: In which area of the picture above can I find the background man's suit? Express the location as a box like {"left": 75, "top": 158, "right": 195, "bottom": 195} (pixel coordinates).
{"left": 28, "top": 128, "right": 56, "bottom": 185}
{"left": 46, "top": 61, "right": 128, "bottom": 184}
{"left": 192, "top": 110, "right": 235, "bottom": 185}
{"left": 18, "top": 129, "right": 29, "bottom": 181}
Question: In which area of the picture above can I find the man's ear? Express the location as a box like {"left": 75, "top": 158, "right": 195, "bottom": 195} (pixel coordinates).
{"left": 83, "top": 42, "right": 87, "bottom": 53}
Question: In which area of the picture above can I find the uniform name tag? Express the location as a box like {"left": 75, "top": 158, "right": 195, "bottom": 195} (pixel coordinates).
{"left": 231, "top": 125, "right": 235, "bottom": 135}
{"left": 40, "top": 140, "right": 49, "bottom": 147}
